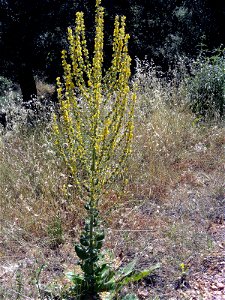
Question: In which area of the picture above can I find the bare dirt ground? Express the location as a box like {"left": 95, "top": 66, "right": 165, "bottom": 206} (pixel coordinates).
{"left": 179, "top": 223, "right": 225, "bottom": 300}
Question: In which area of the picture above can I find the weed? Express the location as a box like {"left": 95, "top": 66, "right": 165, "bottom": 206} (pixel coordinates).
{"left": 51, "top": 0, "right": 159, "bottom": 298}
{"left": 47, "top": 216, "right": 64, "bottom": 249}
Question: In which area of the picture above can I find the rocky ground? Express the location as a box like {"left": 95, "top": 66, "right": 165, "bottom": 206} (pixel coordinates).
{"left": 179, "top": 223, "right": 225, "bottom": 300}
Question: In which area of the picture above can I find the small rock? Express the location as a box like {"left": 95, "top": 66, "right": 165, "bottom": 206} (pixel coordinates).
{"left": 214, "top": 290, "right": 223, "bottom": 296}
{"left": 217, "top": 282, "right": 224, "bottom": 290}
{"left": 211, "top": 284, "right": 218, "bottom": 290}
{"left": 137, "top": 289, "right": 149, "bottom": 298}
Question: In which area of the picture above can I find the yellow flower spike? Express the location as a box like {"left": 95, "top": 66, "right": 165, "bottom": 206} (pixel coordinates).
{"left": 50, "top": 4, "right": 144, "bottom": 293}
{"left": 52, "top": 0, "right": 135, "bottom": 202}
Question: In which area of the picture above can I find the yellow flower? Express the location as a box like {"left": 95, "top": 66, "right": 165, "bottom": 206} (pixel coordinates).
{"left": 52, "top": 0, "right": 135, "bottom": 197}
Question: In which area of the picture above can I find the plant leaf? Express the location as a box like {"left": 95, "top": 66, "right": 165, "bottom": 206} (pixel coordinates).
{"left": 98, "top": 277, "right": 116, "bottom": 292}
{"left": 116, "top": 259, "right": 137, "bottom": 281}
{"left": 119, "top": 263, "right": 160, "bottom": 288}
{"left": 75, "top": 244, "right": 89, "bottom": 259}
{"left": 66, "top": 272, "right": 84, "bottom": 285}
{"left": 96, "top": 231, "right": 105, "bottom": 241}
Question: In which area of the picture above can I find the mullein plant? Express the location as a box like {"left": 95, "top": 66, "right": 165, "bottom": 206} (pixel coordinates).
{"left": 52, "top": 0, "right": 159, "bottom": 298}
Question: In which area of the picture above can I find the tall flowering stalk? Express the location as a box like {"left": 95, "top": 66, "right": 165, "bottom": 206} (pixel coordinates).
{"left": 52, "top": 1, "right": 158, "bottom": 298}
{"left": 53, "top": 2, "right": 135, "bottom": 197}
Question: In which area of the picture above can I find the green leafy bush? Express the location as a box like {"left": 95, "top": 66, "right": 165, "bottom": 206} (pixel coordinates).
{"left": 187, "top": 48, "right": 225, "bottom": 118}
{"left": 0, "top": 76, "right": 12, "bottom": 96}
{"left": 0, "top": 76, "right": 13, "bottom": 108}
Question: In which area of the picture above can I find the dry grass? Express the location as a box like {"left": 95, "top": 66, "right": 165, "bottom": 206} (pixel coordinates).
{"left": 0, "top": 68, "right": 224, "bottom": 299}
{"left": 36, "top": 80, "right": 55, "bottom": 98}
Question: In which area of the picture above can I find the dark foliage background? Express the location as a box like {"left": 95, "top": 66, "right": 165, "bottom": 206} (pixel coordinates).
{"left": 0, "top": 0, "right": 224, "bottom": 102}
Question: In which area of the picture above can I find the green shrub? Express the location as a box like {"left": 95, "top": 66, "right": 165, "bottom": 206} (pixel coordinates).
{"left": 187, "top": 48, "right": 225, "bottom": 118}
{"left": 0, "top": 76, "right": 13, "bottom": 108}
{"left": 0, "top": 76, "right": 12, "bottom": 96}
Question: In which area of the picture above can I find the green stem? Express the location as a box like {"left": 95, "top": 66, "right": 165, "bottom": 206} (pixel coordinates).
{"left": 88, "top": 126, "right": 97, "bottom": 294}
{"left": 89, "top": 200, "right": 95, "bottom": 293}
